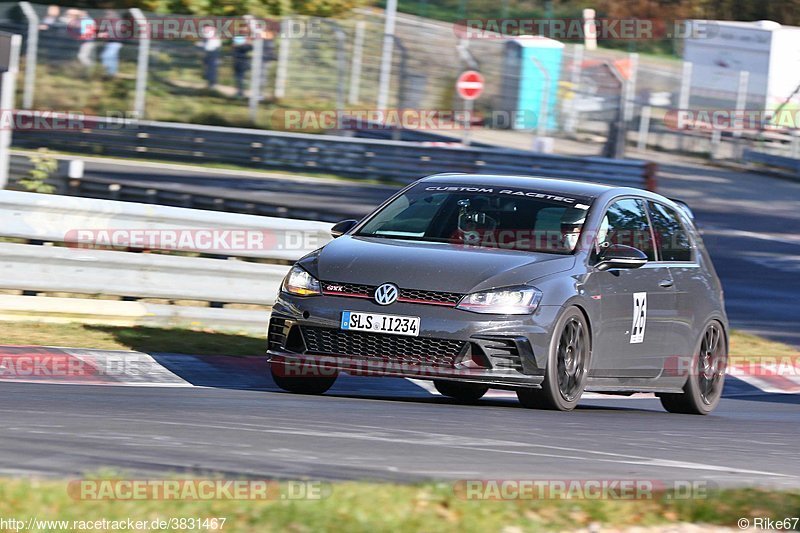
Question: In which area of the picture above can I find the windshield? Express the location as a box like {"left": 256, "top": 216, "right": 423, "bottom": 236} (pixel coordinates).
{"left": 356, "top": 183, "right": 593, "bottom": 254}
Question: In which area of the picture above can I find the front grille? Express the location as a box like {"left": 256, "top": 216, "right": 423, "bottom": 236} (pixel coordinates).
{"left": 321, "top": 282, "right": 462, "bottom": 307}
{"left": 301, "top": 326, "right": 467, "bottom": 367}
{"left": 398, "top": 288, "right": 462, "bottom": 306}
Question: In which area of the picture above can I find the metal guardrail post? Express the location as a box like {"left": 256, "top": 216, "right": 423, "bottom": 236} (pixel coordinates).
{"left": 710, "top": 128, "right": 722, "bottom": 160}
{"left": 733, "top": 70, "right": 750, "bottom": 161}
{"left": 326, "top": 20, "right": 347, "bottom": 112}
{"left": 348, "top": 21, "right": 365, "bottom": 104}
{"left": 394, "top": 37, "right": 407, "bottom": 110}
{"left": 637, "top": 105, "right": 651, "bottom": 151}
{"left": 677, "top": 61, "right": 692, "bottom": 151}
{"left": 733, "top": 70, "right": 750, "bottom": 139}
{"left": 274, "top": 18, "right": 290, "bottom": 99}
{"left": 18, "top": 2, "right": 38, "bottom": 110}
{"left": 377, "top": 0, "right": 397, "bottom": 110}
{"left": 247, "top": 15, "right": 264, "bottom": 122}
{"left": 529, "top": 57, "right": 551, "bottom": 139}
{"left": 564, "top": 44, "right": 583, "bottom": 134}
{"left": 0, "top": 33, "right": 22, "bottom": 190}
{"left": 129, "top": 8, "right": 150, "bottom": 119}
{"left": 623, "top": 52, "right": 638, "bottom": 123}
{"left": 603, "top": 61, "right": 627, "bottom": 159}
{"left": 391, "top": 37, "right": 407, "bottom": 141}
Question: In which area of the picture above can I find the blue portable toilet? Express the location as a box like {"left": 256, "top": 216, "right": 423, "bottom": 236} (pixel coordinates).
{"left": 499, "top": 36, "right": 564, "bottom": 131}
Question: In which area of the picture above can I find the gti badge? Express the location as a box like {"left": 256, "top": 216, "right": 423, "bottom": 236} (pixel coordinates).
{"left": 374, "top": 283, "right": 399, "bottom": 305}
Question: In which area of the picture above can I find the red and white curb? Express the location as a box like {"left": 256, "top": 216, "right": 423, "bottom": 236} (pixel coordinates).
{"left": 728, "top": 362, "right": 800, "bottom": 394}
{"left": 0, "top": 346, "right": 798, "bottom": 397}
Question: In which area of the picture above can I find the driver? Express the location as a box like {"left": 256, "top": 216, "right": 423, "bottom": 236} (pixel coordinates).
{"left": 560, "top": 207, "right": 588, "bottom": 251}
{"left": 456, "top": 198, "right": 497, "bottom": 245}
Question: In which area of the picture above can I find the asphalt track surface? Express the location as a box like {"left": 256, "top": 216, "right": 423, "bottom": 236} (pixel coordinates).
{"left": 2, "top": 381, "right": 799, "bottom": 487}
{"left": 3, "top": 153, "right": 798, "bottom": 486}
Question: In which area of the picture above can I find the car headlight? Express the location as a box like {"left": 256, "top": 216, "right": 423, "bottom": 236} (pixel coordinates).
{"left": 456, "top": 286, "right": 542, "bottom": 314}
{"left": 282, "top": 265, "right": 321, "bottom": 296}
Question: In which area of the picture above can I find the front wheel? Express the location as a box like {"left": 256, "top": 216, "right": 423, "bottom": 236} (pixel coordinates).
{"left": 270, "top": 361, "right": 338, "bottom": 395}
{"left": 433, "top": 380, "right": 489, "bottom": 402}
{"left": 517, "top": 306, "right": 591, "bottom": 411}
{"left": 659, "top": 322, "right": 727, "bottom": 415}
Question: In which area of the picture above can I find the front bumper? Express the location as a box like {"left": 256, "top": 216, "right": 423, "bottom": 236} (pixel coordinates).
{"left": 266, "top": 292, "right": 563, "bottom": 389}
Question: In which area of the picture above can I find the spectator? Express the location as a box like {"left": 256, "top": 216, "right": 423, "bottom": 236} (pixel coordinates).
{"left": 38, "top": 4, "right": 72, "bottom": 61}
{"left": 232, "top": 35, "right": 252, "bottom": 98}
{"left": 199, "top": 26, "right": 221, "bottom": 90}
{"left": 76, "top": 10, "right": 96, "bottom": 68}
{"left": 98, "top": 10, "right": 123, "bottom": 78}
{"left": 39, "top": 5, "right": 64, "bottom": 30}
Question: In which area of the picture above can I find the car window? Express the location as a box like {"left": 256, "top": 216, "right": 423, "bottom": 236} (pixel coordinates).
{"left": 356, "top": 184, "right": 594, "bottom": 254}
{"left": 648, "top": 201, "right": 693, "bottom": 262}
{"left": 597, "top": 198, "right": 656, "bottom": 261}
{"left": 364, "top": 192, "right": 449, "bottom": 236}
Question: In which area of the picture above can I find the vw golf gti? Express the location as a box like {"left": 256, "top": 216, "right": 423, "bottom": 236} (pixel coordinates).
{"left": 267, "top": 174, "right": 728, "bottom": 413}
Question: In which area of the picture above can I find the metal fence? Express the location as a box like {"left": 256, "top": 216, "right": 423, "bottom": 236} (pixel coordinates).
{"left": 0, "top": 2, "right": 791, "bottom": 161}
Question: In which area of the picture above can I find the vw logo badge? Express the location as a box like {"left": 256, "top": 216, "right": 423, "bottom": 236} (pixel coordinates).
{"left": 374, "top": 283, "right": 399, "bottom": 306}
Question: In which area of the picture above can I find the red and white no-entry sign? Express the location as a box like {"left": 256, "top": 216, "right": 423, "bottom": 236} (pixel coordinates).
{"left": 456, "top": 70, "right": 484, "bottom": 100}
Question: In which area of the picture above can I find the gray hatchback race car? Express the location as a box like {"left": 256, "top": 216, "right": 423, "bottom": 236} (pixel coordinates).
{"left": 267, "top": 174, "right": 728, "bottom": 414}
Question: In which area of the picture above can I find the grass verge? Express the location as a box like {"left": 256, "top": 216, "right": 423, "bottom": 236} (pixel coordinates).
{"left": 0, "top": 321, "right": 795, "bottom": 361}
{"left": 0, "top": 478, "right": 797, "bottom": 532}
{"left": 0, "top": 322, "right": 264, "bottom": 356}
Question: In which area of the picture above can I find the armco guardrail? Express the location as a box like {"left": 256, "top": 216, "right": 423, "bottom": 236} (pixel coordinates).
{"left": 2, "top": 190, "right": 332, "bottom": 261}
{"left": 743, "top": 149, "right": 800, "bottom": 180}
{"left": 0, "top": 191, "right": 332, "bottom": 309}
{"left": 7, "top": 154, "right": 355, "bottom": 222}
{"left": 11, "top": 117, "right": 658, "bottom": 191}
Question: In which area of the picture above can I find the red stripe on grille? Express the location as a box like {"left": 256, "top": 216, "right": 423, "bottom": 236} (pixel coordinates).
{"left": 397, "top": 297, "right": 457, "bottom": 307}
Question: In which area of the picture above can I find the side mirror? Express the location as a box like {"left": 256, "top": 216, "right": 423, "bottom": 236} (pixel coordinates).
{"left": 596, "top": 244, "right": 648, "bottom": 271}
{"left": 331, "top": 219, "right": 358, "bottom": 238}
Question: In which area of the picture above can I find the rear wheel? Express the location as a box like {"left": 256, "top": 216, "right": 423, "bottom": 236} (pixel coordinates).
{"left": 270, "top": 361, "right": 338, "bottom": 395}
{"left": 518, "top": 307, "right": 590, "bottom": 411}
{"left": 659, "top": 322, "right": 727, "bottom": 415}
{"left": 433, "top": 380, "right": 489, "bottom": 402}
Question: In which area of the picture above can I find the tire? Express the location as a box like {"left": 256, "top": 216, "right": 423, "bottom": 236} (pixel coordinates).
{"left": 517, "top": 306, "right": 591, "bottom": 411}
{"left": 433, "top": 380, "right": 489, "bottom": 402}
{"left": 270, "top": 361, "right": 338, "bottom": 395}
{"left": 659, "top": 322, "right": 727, "bottom": 415}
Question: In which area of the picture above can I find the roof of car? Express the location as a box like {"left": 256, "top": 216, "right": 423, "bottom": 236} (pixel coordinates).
{"left": 419, "top": 174, "right": 617, "bottom": 198}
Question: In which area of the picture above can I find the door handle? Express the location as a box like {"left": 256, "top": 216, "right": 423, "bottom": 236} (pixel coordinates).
{"left": 659, "top": 279, "right": 674, "bottom": 288}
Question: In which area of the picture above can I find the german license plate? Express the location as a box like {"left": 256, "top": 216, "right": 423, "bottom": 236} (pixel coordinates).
{"left": 340, "top": 311, "right": 420, "bottom": 337}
